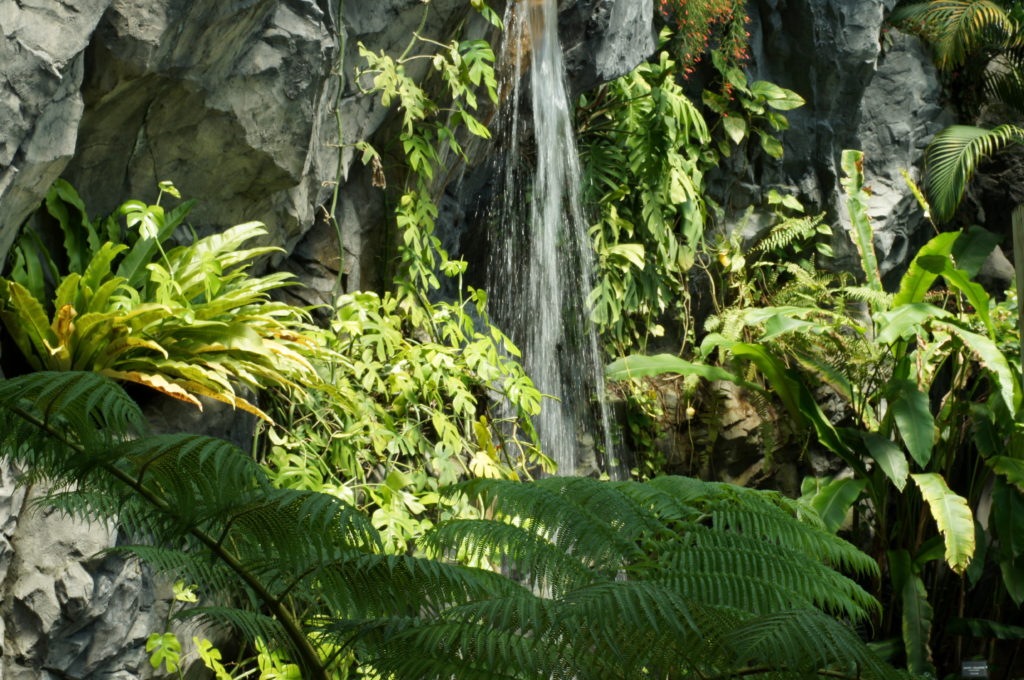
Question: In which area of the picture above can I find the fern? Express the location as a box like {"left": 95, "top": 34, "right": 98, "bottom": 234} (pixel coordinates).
{"left": 752, "top": 213, "right": 827, "bottom": 254}
{"left": 1, "top": 372, "right": 902, "bottom": 679}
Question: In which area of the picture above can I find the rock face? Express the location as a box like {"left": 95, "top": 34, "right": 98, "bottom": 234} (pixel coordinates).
{"left": 0, "top": 1, "right": 655, "bottom": 677}
{"left": 729, "top": 0, "right": 950, "bottom": 277}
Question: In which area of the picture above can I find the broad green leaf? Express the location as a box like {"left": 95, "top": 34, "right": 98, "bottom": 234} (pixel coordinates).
{"left": 893, "top": 231, "right": 960, "bottom": 306}
{"left": 952, "top": 225, "right": 1001, "bottom": 278}
{"left": 911, "top": 472, "right": 975, "bottom": 574}
{"left": 810, "top": 477, "right": 866, "bottom": 533}
{"left": 892, "top": 380, "right": 935, "bottom": 468}
{"left": 889, "top": 548, "right": 935, "bottom": 677}
{"left": 146, "top": 632, "right": 182, "bottom": 672}
{"left": 723, "top": 115, "right": 747, "bottom": 144}
{"left": 1000, "top": 555, "right": 1024, "bottom": 606}
{"left": 758, "top": 131, "right": 784, "bottom": 159}
{"left": 935, "top": 321, "right": 1020, "bottom": 414}
{"left": 989, "top": 457, "right": 1024, "bottom": 495}
{"left": 861, "top": 431, "right": 909, "bottom": 491}
{"left": 605, "top": 353, "right": 753, "bottom": 388}
{"left": 761, "top": 314, "right": 815, "bottom": 340}
{"left": 967, "top": 518, "right": 988, "bottom": 587}
{"left": 948, "top": 617, "right": 1024, "bottom": 640}
{"left": 939, "top": 264, "right": 994, "bottom": 338}
{"left": 751, "top": 80, "right": 805, "bottom": 110}
{"left": 991, "top": 477, "right": 1024, "bottom": 559}
{"left": 875, "top": 303, "right": 952, "bottom": 345}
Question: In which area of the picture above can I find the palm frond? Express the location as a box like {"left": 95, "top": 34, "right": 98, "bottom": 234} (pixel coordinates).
{"left": 925, "top": 123, "right": 1024, "bottom": 222}
{"left": 890, "top": 1, "right": 1018, "bottom": 70}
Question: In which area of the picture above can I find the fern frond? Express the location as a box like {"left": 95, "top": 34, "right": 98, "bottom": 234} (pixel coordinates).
{"left": 752, "top": 213, "right": 827, "bottom": 254}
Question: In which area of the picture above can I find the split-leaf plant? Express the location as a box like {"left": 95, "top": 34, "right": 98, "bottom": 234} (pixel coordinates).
{"left": 0, "top": 180, "right": 317, "bottom": 422}
{"left": 0, "top": 370, "right": 904, "bottom": 680}
{"left": 616, "top": 150, "right": 1023, "bottom": 676}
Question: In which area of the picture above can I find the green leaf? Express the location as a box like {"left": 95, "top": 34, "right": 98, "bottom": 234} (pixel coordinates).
{"left": 723, "top": 115, "right": 747, "bottom": 144}
{"left": 935, "top": 321, "right": 1020, "bottom": 415}
{"left": 1000, "top": 555, "right": 1024, "bottom": 606}
{"left": 891, "top": 380, "right": 935, "bottom": 468}
{"left": 947, "top": 617, "right": 1024, "bottom": 640}
{"left": 889, "top": 548, "right": 936, "bottom": 677}
{"left": 605, "top": 353, "right": 754, "bottom": 389}
{"left": 861, "top": 432, "right": 909, "bottom": 491}
{"left": 952, "top": 225, "right": 1001, "bottom": 278}
{"left": 810, "top": 478, "right": 866, "bottom": 533}
{"left": 758, "top": 131, "right": 784, "bottom": 159}
{"left": 146, "top": 632, "right": 182, "bottom": 672}
{"left": 911, "top": 473, "right": 975, "bottom": 574}
{"left": 751, "top": 80, "right": 805, "bottom": 110}
{"left": 925, "top": 124, "right": 1024, "bottom": 222}
{"left": 893, "top": 231, "right": 960, "bottom": 306}
{"left": 989, "top": 457, "right": 1024, "bottom": 495}
{"left": 841, "top": 150, "right": 883, "bottom": 302}
{"left": 875, "top": 303, "right": 952, "bottom": 345}
{"left": 991, "top": 477, "right": 1024, "bottom": 559}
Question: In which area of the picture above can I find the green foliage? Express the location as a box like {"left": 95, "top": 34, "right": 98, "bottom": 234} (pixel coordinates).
{"left": 923, "top": 123, "right": 1024, "bottom": 222}
{"left": 1, "top": 371, "right": 903, "bottom": 680}
{"left": 1, "top": 182, "right": 316, "bottom": 421}
{"left": 261, "top": 287, "right": 547, "bottom": 553}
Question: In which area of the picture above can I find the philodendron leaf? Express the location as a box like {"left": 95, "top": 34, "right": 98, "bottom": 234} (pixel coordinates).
{"left": 810, "top": 477, "right": 866, "bottom": 533}
{"left": 889, "top": 548, "right": 936, "bottom": 678}
{"left": 911, "top": 473, "right": 975, "bottom": 574}
{"left": 861, "top": 432, "right": 909, "bottom": 491}
{"left": 892, "top": 380, "right": 935, "bottom": 468}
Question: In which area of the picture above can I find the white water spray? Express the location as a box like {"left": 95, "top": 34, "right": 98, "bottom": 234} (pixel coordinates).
{"left": 488, "top": 0, "right": 616, "bottom": 476}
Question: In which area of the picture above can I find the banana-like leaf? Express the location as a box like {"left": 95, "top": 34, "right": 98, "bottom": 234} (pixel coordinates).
{"left": 952, "top": 225, "right": 1001, "bottom": 278}
{"left": 861, "top": 432, "right": 909, "bottom": 491}
{"left": 991, "top": 477, "right": 1024, "bottom": 559}
{"left": 925, "top": 124, "right": 1024, "bottom": 222}
{"left": 889, "top": 548, "right": 935, "bottom": 678}
{"left": 875, "top": 303, "right": 952, "bottom": 345}
{"left": 934, "top": 320, "right": 1020, "bottom": 414}
{"left": 989, "top": 457, "right": 1024, "bottom": 495}
{"left": 911, "top": 473, "right": 975, "bottom": 574}
{"left": 605, "top": 353, "right": 752, "bottom": 387}
{"left": 893, "top": 231, "right": 960, "bottom": 306}
{"left": 810, "top": 478, "right": 866, "bottom": 533}
{"left": 891, "top": 380, "right": 936, "bottom": 468}
{"left": 948, "top": 617, "right": 1024, "bottom": 640}
{"left": 1000, "top": 554, "right": 1024, "bottom": 606}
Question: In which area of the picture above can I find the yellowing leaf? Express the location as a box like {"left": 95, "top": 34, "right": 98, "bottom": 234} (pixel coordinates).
{"left": 911, "top": 473, "right": 975, "bottom": 574}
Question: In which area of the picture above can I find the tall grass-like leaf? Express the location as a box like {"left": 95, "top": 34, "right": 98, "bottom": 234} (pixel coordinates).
{"left": 911, "top": 473, "right": 975, "bottom": 573}
{"left": 841, "top": 150, "right": 883, "bottom": 305}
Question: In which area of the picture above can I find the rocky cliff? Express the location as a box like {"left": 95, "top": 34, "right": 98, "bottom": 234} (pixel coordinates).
{"left": 0, "top": 1, "right": 654, "bottom": 677}
{"left": 0, "top": 0, "right": 949, "bottom": 676}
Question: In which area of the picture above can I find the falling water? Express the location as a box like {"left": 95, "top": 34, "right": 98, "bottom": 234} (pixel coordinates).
{"left": 487, "top": 0, "right": 615, "bottom": 476}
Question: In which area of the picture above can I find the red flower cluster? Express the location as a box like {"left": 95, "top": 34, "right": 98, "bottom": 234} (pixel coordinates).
{"left": 658, "top": 0, "right": 750, "bottom": 77}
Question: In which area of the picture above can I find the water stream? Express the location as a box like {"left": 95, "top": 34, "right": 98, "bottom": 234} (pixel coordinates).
{"left": 487, "top": 0, "right": 615, "bottom": 477}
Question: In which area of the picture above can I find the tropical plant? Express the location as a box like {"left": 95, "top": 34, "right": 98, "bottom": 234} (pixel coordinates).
{"left": 609, "top": 150, "right": 1024, "bottom": 675}
{"left": 260, "top": 285, "right": 548, "bottom": 553}
{"left": 0, "top": 181, "right": 317, "bottom": 421}
{"left": 0, "top": 370, "right": 904, "bottom": 680}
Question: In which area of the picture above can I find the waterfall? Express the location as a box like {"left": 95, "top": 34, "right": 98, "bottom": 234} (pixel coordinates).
{"left": 487, "top": 0, "right": 616, "bottom": 477}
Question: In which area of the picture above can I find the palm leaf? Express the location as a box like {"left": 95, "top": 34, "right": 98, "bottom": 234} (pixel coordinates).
{"left": 924, "top": 124, "right": 1024, "bottom": 222}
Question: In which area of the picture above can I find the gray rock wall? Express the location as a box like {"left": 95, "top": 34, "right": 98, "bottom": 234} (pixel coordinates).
{"left": 733, "top": 0, "right": 950, "bottom": 276}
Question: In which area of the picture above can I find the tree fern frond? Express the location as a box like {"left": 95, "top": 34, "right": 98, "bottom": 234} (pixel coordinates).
{"left": 842, "top": 285, "right": 895, "bottom": 308}
{"left": 752, "top": 214, "right": 827, "bottom": 254}
{"left": 925, "top": 123, "right": 1024, "bottom": 222}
